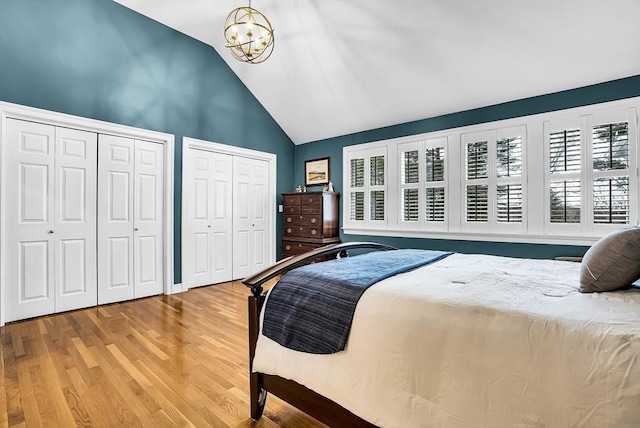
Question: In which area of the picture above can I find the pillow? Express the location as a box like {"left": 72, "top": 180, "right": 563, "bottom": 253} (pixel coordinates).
{"left": 579, "top": 226, "right": 640, "bottom": 293}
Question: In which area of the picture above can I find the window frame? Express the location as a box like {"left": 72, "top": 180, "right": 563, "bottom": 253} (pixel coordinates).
{"left": 461, "top": 126, "right": 527, "bottom": 234}
{"left": 342, "top": 97, "right": 639, "bottom": 245}
{"left": 543, "top": 108, "right": 637, "bottom": 237}
{"left": 397, "top": 137, "right": 449, "bottom": 232}
{"left": 344, "top": 146, "right": 388, "bottom": 230}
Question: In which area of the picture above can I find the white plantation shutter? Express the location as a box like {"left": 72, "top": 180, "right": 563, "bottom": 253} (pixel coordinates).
{"left": 497, "top": 184, "right": 523, "bottom": 223}
{"left": 592, "top": 120, "right": 630, "bottom": 225}
{"left": 350, "top": 191, "right": 364, "bottom": 221}
{"left": 593, "top": 122, "right": 628, "bottom": 171}
{"left": 425, "top": 187, "right": 445, "bottom": 222}
{"left": 466, "top": 141, "right": 488, "bottom": 180}
{"left": 465, "top": 139, "right": 489, "bottom": 223}
{"left": 351, "top": 158, "right": 364, "bottom": 187}
{"left": 547, "top": 126, "right": 582, "bottom": 225}
{"left": 400, "top": 149, "right": 418, "bottom": 221}
{"left": 496, "top": 136, "right": 522, "bottom": 178}
{"left": 370, "top": 156, "right": 385, "bottom": 220}
{"left": 426, "top": 147, "right": 445, "bottom": 182}
{"left": 466, "top": 185, "right": 488, "bottom": 222}
{"left": 463, "top": 127, "right": 526, "bottom": 231}
{"left": 495, "top": 132, "right": 524, "bottom": 224}
{"left": 349, "top": 158, "right": 365, "bottom": 221}
{"left": 345, "top": 147, "right": 387, "bottom": 228}
{"left": 593, "top": 177, "right": 629, "bottom": 224}
{"left": 398, "top": 138, "right": 447, "bottom": 228}
{"left": 402, "top": 150, "right": 419, "bottom": 184}
{"left": 550, "top": 129, "right": 581, "bottom": 173}
{"left": 370, "top": 190, "right": 385, "bottom": 220}
{"left": 425, "top": 146, "right": 446, "bottom": 223}
{"left": 550, "top": 180, "right": 581, "bottom": 223}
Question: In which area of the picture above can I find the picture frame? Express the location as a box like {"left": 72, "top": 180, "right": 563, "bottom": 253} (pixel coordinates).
{"left": 304, "top": 157, "right": 330, "bottom": 187}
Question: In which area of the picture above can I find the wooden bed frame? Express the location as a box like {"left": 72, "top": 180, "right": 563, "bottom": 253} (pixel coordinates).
{"left": 242, "top": 242, "right": 396, "bottom": 427}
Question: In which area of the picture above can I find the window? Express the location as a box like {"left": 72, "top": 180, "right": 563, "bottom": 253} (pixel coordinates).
{"left": 343, "top": 98, "right": 639, "bottom": 244}
{"left": 425, "top": 145, "right": 446, "bottom": 223}
{"left": 350, "top": 158, "right": 365, "bottom": 220}
{"left": 465, "top": 139, "right": 489, "bottom": 222}
{"left": 401, "top": 148, "right": 419, "bottom": 221}
{"left": 548, "top": 127, "right": 581, "bottom": 224}
{"left": 544, "top": 107, "right": 637, "bottom": 235}
{"left": 398, "top": 137, "right": 448, "bottom": 230}
{"left": 370, "top": 155, "right": 385, "bottom": 221}
{"left": 462, "top": 126, "right": 526, "bottom": 232}
{"left": 345, "top": 147, "right": 387, "bottom": 228}
{"left": 592, "top": 122, "right": 629, "bottom": 224}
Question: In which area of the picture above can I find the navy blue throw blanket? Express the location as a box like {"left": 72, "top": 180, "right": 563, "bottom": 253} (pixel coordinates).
{"left": 262, "top": 249, "right": 452, "bottom": 354}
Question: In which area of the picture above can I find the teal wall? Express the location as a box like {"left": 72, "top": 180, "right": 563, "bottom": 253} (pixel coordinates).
{"left": 0, "top": 0, "right": 295, "bottom": 283}
{"left": 294, "top": 76, "right": 640, "bottom": 259}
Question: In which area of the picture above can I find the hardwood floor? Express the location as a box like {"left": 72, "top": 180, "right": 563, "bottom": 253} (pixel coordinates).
{"left": 0, "top": 281, "right": 327, "bottom": 428}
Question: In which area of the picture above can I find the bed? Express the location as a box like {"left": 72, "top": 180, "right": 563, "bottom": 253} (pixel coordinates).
{"left": 242, "top": 240, "right": 640, "bottom": 427}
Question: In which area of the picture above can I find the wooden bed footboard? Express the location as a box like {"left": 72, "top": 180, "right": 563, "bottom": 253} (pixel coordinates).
{"left": 243, "top": 242, "right": 395, "bottom": 426}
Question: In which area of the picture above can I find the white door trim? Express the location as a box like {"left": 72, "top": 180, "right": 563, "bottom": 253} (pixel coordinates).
{"left": 181, "top": 137, "right": 277, "bottom": 290}
{"left": 0, "top": 101, "right": 175, "bottom": 326}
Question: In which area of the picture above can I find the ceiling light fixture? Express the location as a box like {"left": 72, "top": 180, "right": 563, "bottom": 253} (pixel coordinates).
{"left": 224, "top": 0, "right": 274, "bottom": 64}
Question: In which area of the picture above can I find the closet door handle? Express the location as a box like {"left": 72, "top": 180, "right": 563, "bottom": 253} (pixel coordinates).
{"left": 134, "top": 228, "right": 139, "bottom": 231}
{"left": 208, "top": 225, "right": 211, "bottom": 228}
{"left": 48, "top": 230, "right": 54, "bottom": 234}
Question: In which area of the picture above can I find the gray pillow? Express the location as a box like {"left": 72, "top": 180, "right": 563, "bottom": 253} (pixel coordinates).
{"left": 579, "top": 226, "right": 640, "bottom": 293}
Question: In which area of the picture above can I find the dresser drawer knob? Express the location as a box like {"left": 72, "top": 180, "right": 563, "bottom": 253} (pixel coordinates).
{"left": 298, "top": 244, "right": 303, "bottom": 248}
{"left": 311, "top": 218, "right": 317, "bottom": 223}
{"left": 285, "top": 245, "right": 291, "bottom": 250}
{"left": 311, "top": 229, "right": 317, "bottom": 235}
{"left": 287, "top": 228, "right": 292, "bottom": 233}
{"left": 287, "top": 217, "right": 292, "bottom": 222}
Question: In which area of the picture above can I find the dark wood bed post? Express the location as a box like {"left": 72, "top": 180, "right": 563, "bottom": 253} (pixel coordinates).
{"left": 248, "top": 286, "right": 267, "bottom": 419}
{"left": 242, "top": 242, "right": 396, "bottom": 425}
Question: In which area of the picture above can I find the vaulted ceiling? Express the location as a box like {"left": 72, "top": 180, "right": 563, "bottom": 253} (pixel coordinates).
{"left": 115, "top": 0, "right": 640, "bottom": 144}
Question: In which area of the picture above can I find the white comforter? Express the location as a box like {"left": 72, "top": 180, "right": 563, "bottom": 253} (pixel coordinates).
{"left": 252, "top": 253, "right": 640, "bottom": 427}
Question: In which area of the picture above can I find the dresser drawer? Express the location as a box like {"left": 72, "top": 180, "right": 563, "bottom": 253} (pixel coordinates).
{"left": 283, "top": 194, "right": 302, "bottom": 205}
{"left": 284, "top": 225, "right": 322, "bottom": 238}
{"left": 300, "top": 193, "right": 322, "bottom": 205}
{"left": 284, "top": 205, "right": 301, "bottom": 215}
{"left": 301, "top": 204, "right": 321, "bottom": 215}
{"left": 285, "top": 214, "right": 322, "bottom": 226}
{"left": 282, "top": 240, "right": 321, "bottom": 255}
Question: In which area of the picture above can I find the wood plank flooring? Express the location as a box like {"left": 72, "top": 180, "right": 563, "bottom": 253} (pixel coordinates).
{"left": 0, "top": 281, "right": 327, "bottom": 427}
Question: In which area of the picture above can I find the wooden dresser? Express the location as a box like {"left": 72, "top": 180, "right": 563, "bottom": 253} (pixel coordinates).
{"left": 282, "top": 191, "right": 340, "bottom": 258}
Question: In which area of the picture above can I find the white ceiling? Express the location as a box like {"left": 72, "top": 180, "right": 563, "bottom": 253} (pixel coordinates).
{"left": 115, "top": 0, "right": 640, "bottom": 145}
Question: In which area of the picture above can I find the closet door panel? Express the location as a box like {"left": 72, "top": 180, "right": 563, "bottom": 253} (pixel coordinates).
{"left": 54, "top": 127, "right": 97, "bottom": 312}
{"left": 98, "top": 134, "right": 134, "bottom": 304}
{"left": 5, "top": 119, "right": 56, "bottom": 321}
{"left": 134, "top": 140, "right": 164, "bottom": 298}
{"left": 232, "top": 157, "right": 253, "bottom": 278}
{"left": 183, "top": 150, "right": 212, "bottom": 288}
{"left": 250, "top": 159, "right": 269, "bottom": 271}
{"left": 183, "top": 150, "right": 232, "bottom": 287}
{"left": 210, "top": 154, "right": 233, "bottom": 284}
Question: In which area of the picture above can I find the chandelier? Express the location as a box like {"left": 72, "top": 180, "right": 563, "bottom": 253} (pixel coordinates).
{"left": 224, "top": 1, "right": 274, "bottom": 64}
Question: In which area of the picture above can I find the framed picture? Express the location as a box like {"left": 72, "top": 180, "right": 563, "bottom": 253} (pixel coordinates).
{"left": 305, "top": 157, "right": 330, "bottom": 186}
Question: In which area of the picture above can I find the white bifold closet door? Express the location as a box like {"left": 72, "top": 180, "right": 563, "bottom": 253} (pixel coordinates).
{"left": 183, "top": 150, "right": 233, "bottom": 287}
{"left": 183, "top": 148, "right": 270, "bottom": 287}
{"left": 5, "top": 119, "right": 98, "bottom": 322}
{"left": 97, "top": 135, "right": 164, "bottom": 304}
{"left": 232, "top": 156, "right": 269, "bottom": 279}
